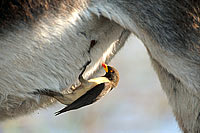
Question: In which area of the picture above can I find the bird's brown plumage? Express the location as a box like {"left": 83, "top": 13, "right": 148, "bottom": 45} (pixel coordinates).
{"left": 32, "top": 63, "right": 119, "bottom": 115}
{"left": 55, "top": 64, "right": 119, "bottom": 115}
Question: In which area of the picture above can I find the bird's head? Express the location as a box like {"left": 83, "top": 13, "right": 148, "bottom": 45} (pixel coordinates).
{"left": 102, "top": 63, "right": 119, "bottom": 87}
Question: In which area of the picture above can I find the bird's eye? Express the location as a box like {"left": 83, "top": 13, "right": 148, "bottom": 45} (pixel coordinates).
{"left": 110, "top": 70, "right": 113, "bottom": 73}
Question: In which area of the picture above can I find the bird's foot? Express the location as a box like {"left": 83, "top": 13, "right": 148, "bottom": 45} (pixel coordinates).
{"left": 78, "top": 60, "right": 91, "bottom": 82}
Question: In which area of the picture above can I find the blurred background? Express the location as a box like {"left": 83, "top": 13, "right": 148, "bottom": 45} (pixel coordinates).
{"left": 0, "top": 35, "right": 181, "bottom": 133}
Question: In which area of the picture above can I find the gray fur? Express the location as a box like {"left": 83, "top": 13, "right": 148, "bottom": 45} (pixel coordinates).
{"left": 89, "top": 1, "right": 200, "bottom": 132}
{"left": 0, "top": 2, "right": 130, "bottom": 120}
{"left": 1, "top": 0, "right": 200, "bottom": 132}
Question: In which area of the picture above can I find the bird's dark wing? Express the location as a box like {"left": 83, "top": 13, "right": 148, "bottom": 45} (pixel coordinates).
{"left": 55, "top": 82, "right": 113, "bottom": 116}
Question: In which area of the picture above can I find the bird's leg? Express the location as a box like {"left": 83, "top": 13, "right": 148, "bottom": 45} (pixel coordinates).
{"left": 78, "top": 60, "right": 91, "bottom": 83}
{"left": 31, "top": 60, "right": 92, "bottom": 105}
{"left": 55, "top": 59, "right": 93, "bottom": 104}
{"left": 66, "top": 60, "right": 91, "bottom": 92}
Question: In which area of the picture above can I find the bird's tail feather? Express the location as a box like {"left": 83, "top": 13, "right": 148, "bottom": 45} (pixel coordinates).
{"left": 54, "top": 107, "right": 70, "bottom": 116}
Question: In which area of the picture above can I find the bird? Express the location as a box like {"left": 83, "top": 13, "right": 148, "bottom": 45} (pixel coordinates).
{"left": 54, "top": 63, "right": 119, "bottom": 115}
{"left": 32, "top": 62, "right": 119, "bottom": 116}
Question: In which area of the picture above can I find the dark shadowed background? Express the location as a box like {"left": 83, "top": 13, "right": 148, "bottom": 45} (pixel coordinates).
{"left": 0, "top": 35, "right": 181, "bottom": 133}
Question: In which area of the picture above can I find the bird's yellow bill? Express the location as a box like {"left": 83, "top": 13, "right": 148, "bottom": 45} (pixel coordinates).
{"left": 102, "top": 63, "right": 108, "bottom": 73}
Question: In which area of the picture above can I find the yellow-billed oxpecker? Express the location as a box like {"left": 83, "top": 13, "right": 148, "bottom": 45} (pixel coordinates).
{"left": 32, "top": 62, "right": 119, "bottom": 116}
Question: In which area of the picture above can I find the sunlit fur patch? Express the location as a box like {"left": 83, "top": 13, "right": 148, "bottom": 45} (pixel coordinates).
{"left": 85, "top": 40, "right": 119, "bottom": 79}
